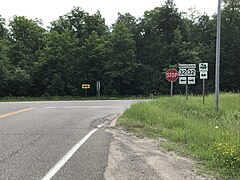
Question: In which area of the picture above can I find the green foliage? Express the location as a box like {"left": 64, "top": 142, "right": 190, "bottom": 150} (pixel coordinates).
{"left": 0, "top": 0, "right": 240, "bottom": 97}
{"left": 103, "top": 21, "right": 139, "bottom": 95}
{"left": 35, "top": 29, "right": 79, "bottom": 96}
{"left": 220, "top": 0, "right": 240, "bottom": 91}
{"left": 0, "top": 17, "right": 10, "bottom": 96}
{"left": 9, "top": 16, "right": 46, "bottom": 68}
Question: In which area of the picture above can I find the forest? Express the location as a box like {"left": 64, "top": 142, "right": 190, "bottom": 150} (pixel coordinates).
{"left": 0, "top": 0, "right": 239, "bottom": 97}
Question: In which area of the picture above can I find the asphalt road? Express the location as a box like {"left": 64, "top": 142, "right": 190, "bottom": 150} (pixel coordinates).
{"left": 0, "top": 100, "right": 136, "bottom": 180}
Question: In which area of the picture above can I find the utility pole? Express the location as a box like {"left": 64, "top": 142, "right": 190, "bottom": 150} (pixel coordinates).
{"left": 215, "top": 0, "right": 221, "bottom": 111}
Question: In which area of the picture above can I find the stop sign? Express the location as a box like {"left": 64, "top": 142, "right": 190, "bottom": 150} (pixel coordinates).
{"left": 165, "top": 68, "right": 179, "bottom": 82}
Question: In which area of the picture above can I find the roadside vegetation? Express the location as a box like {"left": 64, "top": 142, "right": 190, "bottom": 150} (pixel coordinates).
{"left": 118, "top": 93, "right": 240, "bottom": 179}
{"left": 0, "top": 95, "right": 147, "bottom": 102}
{"left": 0, "top": 0, "right": 239, "bottom": 98}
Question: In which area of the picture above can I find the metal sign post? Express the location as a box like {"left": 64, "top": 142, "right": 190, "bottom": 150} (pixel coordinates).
{"left": 186, "top": 81, "right": 188, "bottom": 101}
{"left": 203, "top": 79, "right": 205, "bottom": 104}
{"left": 170, "top": 81, "right": 173, "bottom": 98}
{"left": 96, "top": 81, "right": 101, "bottom": 99}
{"left": 215, "top": 0, "right": 221, "bottom": 111}
{"left": 85, "top": 89, "right": 87, "bottom": 98}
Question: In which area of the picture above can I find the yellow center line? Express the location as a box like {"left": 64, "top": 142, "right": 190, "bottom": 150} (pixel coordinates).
{"left": 0, "top": 107, "right": 33, "bottom": 119}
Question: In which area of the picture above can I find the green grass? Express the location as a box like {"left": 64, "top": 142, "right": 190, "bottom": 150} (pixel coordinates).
{"left": 0, "top": 95, "right": 147, "bottom": 102}
{"left": 118, "top": 93, "right": 240, "bottom": 179}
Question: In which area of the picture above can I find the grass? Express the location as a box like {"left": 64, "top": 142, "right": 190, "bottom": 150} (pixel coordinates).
{"left": 118, "top": 93, "right": 240, "bottom": 179}
{"left": 0, "top": 95, "right": 147, "bottom": 102}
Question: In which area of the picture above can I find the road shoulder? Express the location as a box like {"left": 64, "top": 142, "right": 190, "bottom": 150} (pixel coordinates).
{"left": 104, "top": 128, "right": 217, "bottom": 180}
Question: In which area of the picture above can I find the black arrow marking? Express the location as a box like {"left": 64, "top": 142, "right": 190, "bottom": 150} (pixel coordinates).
{"left": 189, "top": 79, "right": 195, "bottom": 82}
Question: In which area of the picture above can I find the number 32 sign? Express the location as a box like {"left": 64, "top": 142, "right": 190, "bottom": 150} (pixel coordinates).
{"left": 179, "top": 69, "right": 196, "bottom": 76}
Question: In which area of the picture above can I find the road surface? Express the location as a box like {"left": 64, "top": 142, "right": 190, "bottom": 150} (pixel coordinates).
{"left": 0, "top": 100, "right": 135, "bottom": 179}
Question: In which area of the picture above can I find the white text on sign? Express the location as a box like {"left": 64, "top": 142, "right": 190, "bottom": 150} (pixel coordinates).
{"left": 166, "top": 72, "right": 178, "bottom": 78}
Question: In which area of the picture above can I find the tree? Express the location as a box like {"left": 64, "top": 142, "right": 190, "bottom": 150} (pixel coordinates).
{"left": 0, "top": 2, "right": 239, "bottom": 97}
{"left": 51, "top": 7, "right": 108, "bottom": 44}
{"left": 7, "top": 16, "right": 46, "bottom": 96}
{"left": 76, "top": 31, "right": 107, "bottom": 96}
{"left": 220, "top": 0, "right": 240, "bottom": 91}
{"left": 35, "top": 29, "right": 79, "bottom": 96}
{"left": 0, "top": 16, "right": 10, "bottom": 96}
{"left": 138, "top": 0, "right": 185, "bottom": 68}
{"left": 103, "top": 22, "right": 137, "bottom": 95}
{"left": 135, "top": 0, "right": 189, "bottom": 94}
{"left": 8, "top": 16, "right": 46, "bottom": 69}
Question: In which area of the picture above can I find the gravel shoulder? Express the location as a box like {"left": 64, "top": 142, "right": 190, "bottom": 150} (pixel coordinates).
{"left": 104, "top": 127, "right": 217, "bottom": 180}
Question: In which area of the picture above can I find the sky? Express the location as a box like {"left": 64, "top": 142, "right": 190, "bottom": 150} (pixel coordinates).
{"left": 0, "top": 0, "right": 219, "bottom": 26}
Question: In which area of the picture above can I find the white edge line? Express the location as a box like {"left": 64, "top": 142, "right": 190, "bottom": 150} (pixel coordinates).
{"left": 41, "top": 127, "right": 99, "bottom": 180}
{"left": 97, "top": 121, "right": 107, "bottom": 128}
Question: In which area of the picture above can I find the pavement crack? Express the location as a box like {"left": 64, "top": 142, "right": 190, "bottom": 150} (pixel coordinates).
{"left": 90, "top": 114, "right": 116, "bottom": 128}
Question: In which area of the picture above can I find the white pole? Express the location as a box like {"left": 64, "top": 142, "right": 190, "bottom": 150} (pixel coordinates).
{"left": 215, "top": 0, "right": 221, "bottom": 111}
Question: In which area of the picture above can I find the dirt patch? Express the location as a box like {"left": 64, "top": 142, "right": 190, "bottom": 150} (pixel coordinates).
{"left": 104, "top": 128, "right": 217, "bottom": 180}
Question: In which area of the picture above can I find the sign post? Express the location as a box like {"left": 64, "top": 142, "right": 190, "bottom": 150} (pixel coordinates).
{"left": 85, "top": 89, "right": 87, "bottom": 98}
{"left": 82, "top": 84, "right": 90, "bottom": 98}
{"left": 186, "top": 80, "right": 188, "bottom": 101}
{"left": 203, "top": 79, "right": 205, "bottom": 104}
{"left": 165, "top": 68, "right": 179, "bottom": 97}
{"left": 96, "top": 81, "right": 101, "bottom": 99}
{"left": 170, "top": 81, "right": 173, "bottom": 97}
{"left": 199, "top": 63, "right": 208, "bottom": 104}
{"left": 215, "top": 0, "right": 221, "bottom": 111}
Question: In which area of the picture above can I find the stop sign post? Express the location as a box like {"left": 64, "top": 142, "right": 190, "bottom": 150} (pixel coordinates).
{"left": 165, "top": 68, "right": 179, "bottom": 97}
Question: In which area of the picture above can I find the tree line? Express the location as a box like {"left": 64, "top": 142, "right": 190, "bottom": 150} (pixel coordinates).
{"left": 0, "top": 0, "right": 239, "bottom": 97}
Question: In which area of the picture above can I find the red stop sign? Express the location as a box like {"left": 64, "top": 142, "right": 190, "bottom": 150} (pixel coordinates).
{"left": 165, "top": 68, "right": 179, "bottom": 82}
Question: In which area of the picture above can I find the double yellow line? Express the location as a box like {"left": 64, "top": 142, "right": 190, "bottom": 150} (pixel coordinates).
{"left": 0, "top": 107, "right": 33, "bottom": 119}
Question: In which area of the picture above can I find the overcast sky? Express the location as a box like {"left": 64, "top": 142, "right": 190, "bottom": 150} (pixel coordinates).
{"left": 1, "top": 0, "right": 219, "bottom": 26}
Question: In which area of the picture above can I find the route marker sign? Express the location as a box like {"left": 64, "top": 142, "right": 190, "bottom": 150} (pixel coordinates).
{"left": 178, "top": 64, "right": 196, "bottom": 101}
{"left": 187, "top": 69, "right": 196, "bottom": 76}
{"left": 199, "top": 63, "right": 208, "bottom": 80}
{"left": 199, "top": 63, "right": 209, "bottom": 104}
{"left": 178, "top": 64, "right": 196, "bottom": 85}
{"left": 179, "top": 69, "right": 187, "bottom": 76}
{"left": 199, "top": 63, "right": 208, "bottom": 72}
{"left": 165, "top": 68, "right": 179, "bottom": 82}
